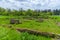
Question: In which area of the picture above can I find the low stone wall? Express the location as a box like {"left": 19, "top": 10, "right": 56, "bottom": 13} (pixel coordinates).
{"left": 16, "top": 28, "right": 58, "bottom": 38}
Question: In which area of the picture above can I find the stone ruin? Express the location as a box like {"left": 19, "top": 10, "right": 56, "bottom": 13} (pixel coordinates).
{"left": 36, "top": 18, "right": 44, "bottom": 22}
{"left": 10, "top": 19, "right": 22, "bottom": 24}
{"left": 16, "top": 28, "right": 56, "bottom": 38}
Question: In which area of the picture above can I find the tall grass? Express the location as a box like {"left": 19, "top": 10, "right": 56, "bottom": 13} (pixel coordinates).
{"left": 20, "top": 32, "right": 51, "bottom": 40}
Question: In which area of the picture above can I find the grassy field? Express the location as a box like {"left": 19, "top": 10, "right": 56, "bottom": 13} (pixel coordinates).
{"left": 0, "top": 15, "right": 60, "bottom": 40}
{"left": 0, "top": 27, "right": 51, "bottom": 40}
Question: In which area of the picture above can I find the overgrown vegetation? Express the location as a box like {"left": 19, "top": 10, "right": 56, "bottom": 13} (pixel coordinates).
{"left": 0, "top": 27, "right": 51, "bottom": 40}
{"left": 0, "top": 7, "right": 60, "bottom": 40}
{"left": 0, "top": 7, "right": 53, "bottom": 19}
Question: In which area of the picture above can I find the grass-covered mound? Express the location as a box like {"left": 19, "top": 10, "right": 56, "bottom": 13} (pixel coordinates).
{"left": 0, "top": 16, "right": 60, "bottom": 34}
{"left": 14, "top": 18, "right": 60, "bottom": 34}
{"left": 0, "top": 16, "right": 60, "bottom": 40}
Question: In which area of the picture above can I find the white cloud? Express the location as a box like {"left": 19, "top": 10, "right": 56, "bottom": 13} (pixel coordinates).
{"left": 0, "top": 0, "right": 60, "bottom": 10}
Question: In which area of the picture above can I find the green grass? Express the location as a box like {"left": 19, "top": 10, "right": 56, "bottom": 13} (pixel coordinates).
{"left": 0, "top": 15, "right": 60, "bottom": 40}
{"left": 13, "top": 18, "right": 60, "bottom": 34}
{"left": 0, "top": 27, "right": 51, "bottom": 40}
{"left": 50, "top": 15, "right": 60, "bottom": 22}
{"left": 0, "top": 16, "right": 60, "bottom": 34}
{"left": 0, "top": 27, "right": 20, "bottom": 40}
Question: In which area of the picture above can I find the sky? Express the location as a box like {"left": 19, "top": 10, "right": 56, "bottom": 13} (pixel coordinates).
{"left": 0, "top": 0, "right": 60, "bottom": 10}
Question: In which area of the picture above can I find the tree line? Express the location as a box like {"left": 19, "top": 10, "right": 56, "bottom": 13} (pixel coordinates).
{"left": 0, "top": 7, "right": 60, "bottom": 17}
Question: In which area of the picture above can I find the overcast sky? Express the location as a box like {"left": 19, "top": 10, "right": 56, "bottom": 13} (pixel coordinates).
{"left": 0, "top": 0, "right": 60, "bottom": 10}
